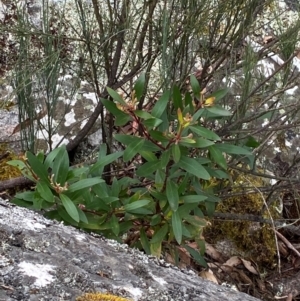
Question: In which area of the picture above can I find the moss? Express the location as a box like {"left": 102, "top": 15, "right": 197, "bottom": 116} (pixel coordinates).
{"left": 0, "top": 144, "right": 22, "bottom": 181}
{"left": 205, "top": 171, "right": 278, "bottom": 266}
{"left": 76, "top": 293, "right": 132, "bottom": 301}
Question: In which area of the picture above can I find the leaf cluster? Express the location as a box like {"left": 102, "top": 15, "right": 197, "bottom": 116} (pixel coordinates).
{"left": 8, "top": 74, "right": 252, "bottom": 266}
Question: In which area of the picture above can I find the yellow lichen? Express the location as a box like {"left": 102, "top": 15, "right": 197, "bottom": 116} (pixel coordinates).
{"left": 76, "top": 293, "right": 132, "bottom": 301}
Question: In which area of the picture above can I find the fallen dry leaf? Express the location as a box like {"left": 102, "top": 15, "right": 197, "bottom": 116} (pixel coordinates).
{"left": 199, "top": 269, "right": 219, "bottom": 284}
{"left": 241, "top": 258, "right": 258, "bottom": 275}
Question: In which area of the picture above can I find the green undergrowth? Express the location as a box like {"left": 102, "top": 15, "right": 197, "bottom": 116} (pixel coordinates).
{"left": 8, "top": 74, "right": 255, "bottom": 266}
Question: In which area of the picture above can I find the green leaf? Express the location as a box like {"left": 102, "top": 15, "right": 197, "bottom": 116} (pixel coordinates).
{"left": 111, "top": 177, "right": 120, "bottom": 197}
{"left": 245, "top": 136, "right": 260, "bottom": 148}
{"left": 89, "top": 151, "right": 123, "bottom": 175}
{"left": 60, "top": 194, "right": 79, "bottom": 222}
{"left": 7, "top": 160, "right": 28, "bottom": 171}
{"left": 140, "top": 228, "right": 151, "bottom": 255}
{"left": 44, "top": 147, "right": 61, "bottom": 169}
{"left": 115, "top": 134, "right": 160, "bottom": 152}
{"left": 166, "top": 179, "right": 179, "bottom": 211}
{"left": 177, "top": 203, "right": 199, "bottom": 218}
{"left": 106, "top": 86, "right": 127, "bottom": 106}
{"left": 134, "top": 110, "right": 153, "bottom": 119}
{"left": 149, "top": 130, "right": 170, "bottom": 143}
{"left": 139, "top": 150, "right": 157, "bottom": 162}
{"left": 78, "top": 208, "right": 88, "bottom": 224}
{"left": 26, "top": 151, "right": 49, "bottom": 183}
{"left": 172, "top": 144, "right": 181, "bottom": 163}
{"left": 184, "top": 245, "right": 207, "bottom": 267}
{"left": 150, "top": 223, "right": 169, "bottom": 243}
{"left": 155, "top": 169, "right": 165, "bottom": 190}
{"left": 209, "top": 145, "right": 227, "bottom": 170}
{"left": 208, "top": 88, "right": 229, "bottom": 102}
{"left": 134, "top": 72, "right": 145, "bottom": 101}
{"left": 179, "top": 156, "right": 210, "bottom": 180}
{"left": 124, "top": 199, "right": 150, "bottom": 212}
{"left": 150, "top": 214, "right": 162, "bottom": 226}
{"left": 110, "top": 214, "right": 120, "bottom": 236}
{"left": 189, "top": 125, "right": 221, "bottom": 141}
{"left": 206, "top": 106, "right": 232, "bottom": 116}
{"left": 101, "top": 99, "right": 132, "bottom": 126}
{"left": 68, "top": 178, "right": 104, "bottom": 193}
{"left": 184, "top": 92, "right": 193, "bottom": 107}
{"left": 206, "top": 201, "right": 216, "bottom": 217}
{"left": 172, "top": 211, "right": 182, "bottom": 244}
{"left": 57, "top": 206, "right": 78, "bottom": 226}
{"left": 37, "top": 181, "right": 54, "bottom": 203}
{"left": 150, "top": 241, "right": 162, "bottom": 257}
{"left": 143, "top": 118, "right": 163, "bottom": 129}
{"left": 215, "top": 143, "right": 252, "bottom": 155}
{"left": 98, "top": 143, "right": 107, "bottom": 158}
{"left": 136, "top": 160, "right": 161, "bottom": 176}
{"left": 190, "top": 75, "right": 201, "bottom": 98}
{"left": 13, "top": 191, "right": 35, "bottom": 203}
{"left": 184, "top": 215, "right": 207, "bottom": 227}
{"left": 193, "top": 138, "right": 215, "bottom": 148}
{"left": 181, "top": 194, "right": 207, "bottom": 203}
{"left": 52, "top": 146, "right": 69, "bottom": 185}
{"left": 123, "top": 139, "right": 145, "bottom": 162}
{"left": 173, "top": 85, "right": 183, "bottom": 110}
{"left": 160, "top": 149, "right": 171, "bottom": 168}
{"left": 151, "top": 91, "right": 170, "bottom": 118}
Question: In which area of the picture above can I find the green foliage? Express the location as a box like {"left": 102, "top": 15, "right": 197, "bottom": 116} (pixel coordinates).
{"left": 9, "top": 75, "right": 252, "bottom": 267}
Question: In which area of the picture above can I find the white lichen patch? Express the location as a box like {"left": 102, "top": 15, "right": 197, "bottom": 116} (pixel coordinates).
{"left": 18, "top": 261, "right": 55, "bottom": 287}
{"left": 64, "top": 109, "right": 76, "bottom": 127}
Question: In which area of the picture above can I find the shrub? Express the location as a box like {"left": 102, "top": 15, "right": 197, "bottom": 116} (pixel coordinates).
{"left": 8, "top": 74, "right": 253, "bottom": 266}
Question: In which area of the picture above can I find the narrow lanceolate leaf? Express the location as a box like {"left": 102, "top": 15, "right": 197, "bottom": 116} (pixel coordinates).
{"left": 89, "top": 151, "right": 123, "bottom": 174}
{"left": 172, "top": 144, "right": 181, "bottom": 163}
{"left": 206, "top": 106, "right": 232, "bottom": 116}
{"left": 52, "top": 146, "right": 69, "bottom": 186}
{"left": 208, "top": 88, "right": 229, "bottom": 102}
{"left": 136, "top": 160, "right": 161, "bottom": 176}
{"left": 190, "top": 74, "right": 201, "bottom": 98}
{"left": 68, "top": 178, "right": 104, "bottom": 193}
{"left": 60, "top": 194, "right": 79, "bottom": 222}
{"left": 215, "top": 143, "right": 252, "bottom": 155}
{"left": 101, "top": 99, "right": 132, "bottom": 126}
{"left": 134, "top": 110, "right": 153, "bottom": 119}
{"left": 173, "top": 85, "right": 183, "bottom": 110}
{"left": 208, "top": 145, "right": 227, "bottom": 170}
{"left": 150, "top": 223, "right": 169, "bottom": 244}
{"left": 181, "top": 194, "right": 208, "bottom": 203}
{"left": 172, "top": 211, "right": 182, "bottom": 244}
{"left": 179, "top": 156, "right": 210, "bottom": 180}
{"left": 37, "top": 181, "right": 54, "bottom": 203}
{"left": 106, "top": 86, "right": 127, "bottom": 106}
{"left": 140, "top": 228, "right": 151, "bottom": 255}
{"left": 26, "top": 151, "right": 49, "bottom": 184}
{"left": 151, "top": 90, "right": 170, "bottom": 118}
{"left": 123, "top": 139, "right": 145, "bottom": 162}
{"left": 110, "top": 214, "right": 120, "bottom": 236}
{"left": 189, "top": 125, "right": 221, "bottom": 141}
{"left": 166, "top": 179, "right": 179, "bottom": 211}
{"left": 134, "top": 72, "right": 146, "bottom": 101}
{"left": 124, "top": 199, "right": 150, "bottom": 212}
{"left": 184, "top": 245, "right": 207, "bottom": 267}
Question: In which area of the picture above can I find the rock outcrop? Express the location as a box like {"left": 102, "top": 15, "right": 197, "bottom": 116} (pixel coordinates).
{"left": 0, "top": 198, "right": 261, "bottom": 301}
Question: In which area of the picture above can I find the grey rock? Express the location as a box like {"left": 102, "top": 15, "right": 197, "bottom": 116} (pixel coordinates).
{"left": 0, "top": 198, "right": 261, "bottom": 301}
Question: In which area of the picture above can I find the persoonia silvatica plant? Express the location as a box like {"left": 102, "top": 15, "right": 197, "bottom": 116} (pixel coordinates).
{"left": 8, "top": 73, "right": 253, "bottom": 266}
